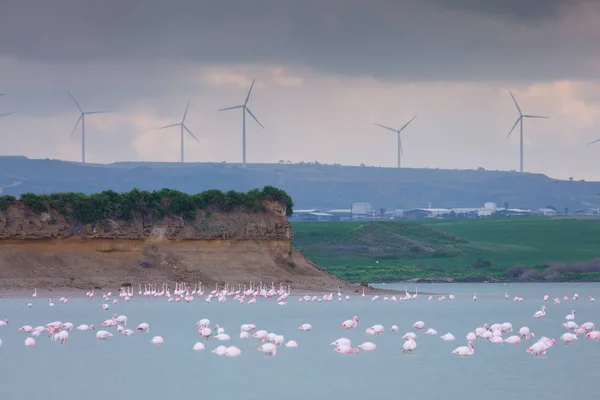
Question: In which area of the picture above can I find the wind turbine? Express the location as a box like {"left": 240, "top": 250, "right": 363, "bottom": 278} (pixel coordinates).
{"left": 374, "top": 115, "right": 417, "bottom": 168}
{"left": 159, "top": 100, "right": 199, "bottom": 163}
{"left": 507, "top": 91, "right": 549, "bottom": 173}
{"left": 218, "top": 78, "right": 263, "bottom": 167}
{"left": 68, "top": 91, "right": 106, "bottom": 164}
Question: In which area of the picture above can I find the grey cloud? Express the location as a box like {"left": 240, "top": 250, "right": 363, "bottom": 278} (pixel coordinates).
{"left": 426, "top": 0, "right": 594, "bottom": 21}
{"left": 1, "top": 0, "right": 599, "bottom": 82}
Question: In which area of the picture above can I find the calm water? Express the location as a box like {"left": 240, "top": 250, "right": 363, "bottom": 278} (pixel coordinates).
{"left": 0, "top": 283, "right": 598, "bottom": 400}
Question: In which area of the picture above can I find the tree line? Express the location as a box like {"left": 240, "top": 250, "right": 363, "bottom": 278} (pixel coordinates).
{"left": 0, "top": 186, "right": 293, "bottom": 223}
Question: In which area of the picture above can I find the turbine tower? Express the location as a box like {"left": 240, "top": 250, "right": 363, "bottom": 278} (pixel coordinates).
{"left": 69, "top": 91, "right": 106, "bottom": 164}
{"left": 507, "top": 91, "right": 548, "bottom": 173}
{"left": 159, "top": 100, "right": 199, "bottom": 163}
{"left": 218, "top": 78, "right": 263, "bottom": 167}
{"left": 374, "top": 115, "right": 417, "bottom": 168}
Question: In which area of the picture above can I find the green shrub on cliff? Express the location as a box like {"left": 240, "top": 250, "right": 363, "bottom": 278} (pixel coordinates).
{"left": 0, "top": 186, "right": 293, "bottom": 223}
{"left": 0, "top": 195, "right": 16, "bottom": 211}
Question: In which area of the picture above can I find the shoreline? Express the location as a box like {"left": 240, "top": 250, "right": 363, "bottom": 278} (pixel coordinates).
{"left": 360, "top": 277, "right": 600, "bottom": 284}
{"left": 366, "top": 280, "right": 600, "bottom": 284}
{"left": 0, "top": 285, "right": 407, "bottom": 299}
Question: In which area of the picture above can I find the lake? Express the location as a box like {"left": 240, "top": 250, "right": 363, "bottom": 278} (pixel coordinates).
{"left": 0, "top": 282, "right": 598, "bottom": 400}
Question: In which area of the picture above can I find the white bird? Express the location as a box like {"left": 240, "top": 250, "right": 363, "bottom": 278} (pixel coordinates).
{"left": 452, "top": 341, "right": 474, "bottom": 356}
{"left": 402, "top": 338, "right": 417, "bottom": 353}
{"left": 151, "top": 336, "right": 164, "bottom": 344}
{"left": 258, "top": 342, "right": 277, "bottom": 356}
{"left": 532, "top": 306, "right": 547, "bottom": 319}
{"left": 193, "top": 342, "right": 206, "bottom": 351}
{"left": 358, "top": 342, "right": 377, "bottom": 351}
{"left": 565, "top": 310, "right": 576, "bottom": 320}
{"left": 96, "top": 331, "right": 113, "bottom": 340}
{"left": 298, "top": 323, "right": 312, "bottom": 331}
{"left": 225, "top": 346, "right": 242, "bottom": 357}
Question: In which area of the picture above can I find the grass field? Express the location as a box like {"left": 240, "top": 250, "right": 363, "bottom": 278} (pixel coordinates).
{"left": 291, "top": 218, "right": 600, "bottom": 282}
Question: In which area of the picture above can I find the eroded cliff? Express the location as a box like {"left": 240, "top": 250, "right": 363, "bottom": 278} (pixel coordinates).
{"left": 0, "top": 188, "right": 355, "bottom": 292}
{"left": 0, "top": 199, "right": 292, "bottom": 241}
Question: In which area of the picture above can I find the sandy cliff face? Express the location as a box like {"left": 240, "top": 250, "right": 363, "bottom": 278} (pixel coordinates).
{"left": 0, "top": 200, "right": 355, "bottom": 292}
{"left": 0, "top": 199, "right": 292, "bottom": 241}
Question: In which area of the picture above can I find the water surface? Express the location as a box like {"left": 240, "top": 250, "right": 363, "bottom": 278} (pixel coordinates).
{"left": 0, "top": 283, "right": 598, "bottom": 400}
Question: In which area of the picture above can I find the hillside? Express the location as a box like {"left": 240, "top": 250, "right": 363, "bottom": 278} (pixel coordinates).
{"left": 2, "top": 156, "right": 600, "bottom": 210}
{"left": 291, "top": 218, "right": 600, "bottom": 282}
{"left": 0, "top": 187, "right": 357, "bottom": 292}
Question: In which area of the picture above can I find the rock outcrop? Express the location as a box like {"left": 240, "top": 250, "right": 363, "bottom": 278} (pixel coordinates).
{"left": 0, "top": 197, "right": 355, "bottom": 292}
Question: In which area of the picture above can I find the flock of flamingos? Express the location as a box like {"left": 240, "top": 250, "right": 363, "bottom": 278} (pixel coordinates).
{"left": 0, "top": 282, "right": 598, "bottom": 358}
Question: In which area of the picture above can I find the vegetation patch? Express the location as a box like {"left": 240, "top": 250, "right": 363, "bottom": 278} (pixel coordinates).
{"left": 0, "top": 195, "right": 16, "bottom": 211}
{"left": 0, "top": 185, "right": 293, "bottom": 223}
{"left": 292, "top": 218, "right": 600, "bottom": 282}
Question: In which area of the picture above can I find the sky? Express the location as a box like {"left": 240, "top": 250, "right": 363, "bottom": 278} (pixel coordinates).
{"left": 1, "top": 0, "right": 599, "bottom": 180}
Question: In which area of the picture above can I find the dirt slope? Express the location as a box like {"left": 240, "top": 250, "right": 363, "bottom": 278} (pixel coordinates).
{"left": 0, "top": 239, "right": 362, "bottom": 292}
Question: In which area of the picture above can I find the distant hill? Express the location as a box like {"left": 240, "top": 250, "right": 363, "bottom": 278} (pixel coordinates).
{"left": 1, "top": 156, "right": 599, "bottom": 210}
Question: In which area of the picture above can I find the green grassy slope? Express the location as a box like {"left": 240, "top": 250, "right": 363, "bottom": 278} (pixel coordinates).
{"left": 291, "top": 218, "right": 600, "bottom": 282}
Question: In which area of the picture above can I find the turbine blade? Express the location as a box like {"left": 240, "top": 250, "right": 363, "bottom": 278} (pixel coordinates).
{"left": 159, "top": 123, "right": 180, "bottom": 130}
{"left": 244, "top": 78, "right": 255, "bottom": 105}
{"left": 398, "top": 115, "right": 417, "bottom": 132}
{"left": 245, "top": 107, "right": 263, "bottom": 128}
{"left": 523, "top": 115, "right": 549, "bottom": 119}
{"left": 0, "top": 93, "right": 5, "bottom": 96}
{"left": 374, "top": 123, "right": 398, "bottom": 133}
{"left": 218, "top": 105, "right": 243, "bottom": 112}
{"left": 68, "top": 91, "right": 84, "bottom": 113}
{"left": 509, "top": 91, "right": 522, "bottom": 115}
{"left": 85, "top": 111, "right": 107, "bottom": 115}
{"left": 182, "top": 100, "right": 190, "bottom": 123}
{"left": 0, "top": 112, "right": 14, "bottom": 117}
{"left": 184, "top": 125, "right": 200, "bottom": 143}
{"left": 588, "top": 138, "right": 600, "bottom": 146}
{"left": 507, "top": 117, "right": 521, "bottom": 138}
{"left": 70, "top": 115, "right": 83, "bottom": 137}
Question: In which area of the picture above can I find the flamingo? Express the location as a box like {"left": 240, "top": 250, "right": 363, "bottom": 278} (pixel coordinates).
{"left": 340, "top": 316, "right": 359, "bottom": 330}
{"left": 298, "top": 323, "right": 312, "bottom": 331}
{"left": 532, "top": 306, "right": 547, "bottom": 319}
{"left": 334, "top": 345, "right": 360, "bottom": 354}
{"left": 358, "top": 342, "right": 377, "bottom": 351}
{"left": 258, "top": 343, "right": 277, "bottom": 356}
{"left": 402, "top": 338, "right": 417, "bottom": 353}
{"left": 452, "top": 341, "right": 474, "bottom": 356}
{"left": 565, "top": 310, "right": 576, "bottom": 321}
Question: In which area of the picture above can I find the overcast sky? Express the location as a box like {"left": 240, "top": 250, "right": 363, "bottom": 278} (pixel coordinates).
{"left": 1, "top": 0, "right": 599, "bottom": 180}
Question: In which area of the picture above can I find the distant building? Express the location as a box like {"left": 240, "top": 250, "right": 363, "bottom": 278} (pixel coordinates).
{"left": 326, "top": 209, "right": 352, "bottom": 221}
{"left": 574, "top": 208, "right": 600, "bottom": 215}
{"left": 536, "top": 208, "right": 557, "bottom": 216}
{"left": 495, "top": 208, "right": 533, "bottom": 217}
{"left": 351, "top": 202, "right": 372, "bottom": 215}
{"left": 403, "top": 208, "right": 452, "bottom": 219}
{"left": 290, "top": 210, "right": 335, "bottom": 221}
